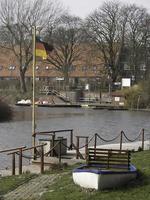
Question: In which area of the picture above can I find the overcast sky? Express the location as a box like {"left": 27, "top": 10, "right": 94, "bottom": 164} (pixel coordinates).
{"left": 61, "top": 0, "right": 150, "bottom": 18}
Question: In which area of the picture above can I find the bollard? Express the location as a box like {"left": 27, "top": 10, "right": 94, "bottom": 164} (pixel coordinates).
{"left": 76, "top": 136, "right": 79, "bottom": 159}
{"left": 59, "top": 140, "right": 62, "bottom": 165}
{"left": 51, "top": 134, "right": 55, "bottom": 157}
{"left": 70, "top": 130, "right": 73, "bottom": 150}
{"left": 94, "top": 133, "right": 97, "bottom": 159}
{"left": 85, "top": 137, "right": 88, "bottom": 160}
{"left": 141, "top": 129, "right": 145, "bottom": 151}
{"left": 19, "top": 148, "right": 22, "bottom": 175}
{"left": 40, "top": 145, "right": 44, "bottom": 173}
{"left": 120, "top": 131, "right": 123, "bottom": 151}
{"left": 12, "top": 153, "right": 16, "bottom": 175}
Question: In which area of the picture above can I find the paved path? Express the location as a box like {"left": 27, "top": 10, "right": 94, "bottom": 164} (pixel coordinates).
{"left": 3, "top": 173, "right": 61, "bottom": 200}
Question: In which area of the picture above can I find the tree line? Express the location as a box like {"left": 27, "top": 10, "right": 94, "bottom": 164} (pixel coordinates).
{"left": 0, "top": 0, "right": 149, "bottom": 93}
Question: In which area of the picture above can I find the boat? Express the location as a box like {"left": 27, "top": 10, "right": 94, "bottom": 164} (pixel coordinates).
{"left": 72, "top": 148, "right": 137, "bottom": 190}
{"left": 73, "top": 163, "right": 137, "bottom": 190}
{"left": 15, "top": 99, "right": 32, "bottom": 106}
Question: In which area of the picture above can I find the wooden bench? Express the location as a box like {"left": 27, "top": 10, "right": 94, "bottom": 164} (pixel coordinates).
{"left": 87, "top": 148, "right": 131, "bottom": 170}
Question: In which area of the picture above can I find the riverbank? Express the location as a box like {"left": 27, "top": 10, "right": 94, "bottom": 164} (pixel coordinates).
{"left": 0, "top": 140, "right": 149, "bottom": 177}
{"left": 0, "top": 150, "right": 150, "bottom": 200}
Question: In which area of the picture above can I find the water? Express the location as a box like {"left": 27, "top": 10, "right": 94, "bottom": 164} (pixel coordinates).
{"left": 0, "top": 106, "right": 150, "bottom": 169}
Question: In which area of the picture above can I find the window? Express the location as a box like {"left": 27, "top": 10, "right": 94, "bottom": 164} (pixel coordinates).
{"left": 45, "top": 66, "right": 49, "bottom": 70}
{"left": 82, "top": 66, "right": 87, "bottom": 72}
{"left": 0, "top": 65, "right": 3, "bottom": 70}
{"left": 124, "top": 63, "right": 130, "bottom": 70}
{"left": 8, "top": 65, "right": 16, "bottom": 70}
{"left": 140, "top": 64, "right": 146, "bottom": 71}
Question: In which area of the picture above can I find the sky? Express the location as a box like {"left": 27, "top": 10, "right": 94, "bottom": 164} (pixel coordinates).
{"left": 60, "top": 0, "right": 150, "bottom": 18}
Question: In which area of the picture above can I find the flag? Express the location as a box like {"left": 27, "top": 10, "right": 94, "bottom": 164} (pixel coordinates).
{"left": 36, "top": 37, "right": 53, "bottom": 59}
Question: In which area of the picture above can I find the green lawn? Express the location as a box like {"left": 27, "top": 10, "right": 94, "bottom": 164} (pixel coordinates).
{"left": 41, "top": 150, "right": 150, "bottom": 200}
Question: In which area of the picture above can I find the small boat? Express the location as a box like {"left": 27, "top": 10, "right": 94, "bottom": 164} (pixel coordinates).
{"left": 16, "top": 99, "right": 32, "bottom": 106}
{"left": 73, "top": 163, "right": 137, "bottom": 190}
{"left": 72, "top": 148, "right": 137, "bottom": 190}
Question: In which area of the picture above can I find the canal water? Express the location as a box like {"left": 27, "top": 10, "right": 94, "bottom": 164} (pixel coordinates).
{"left": 0, "top": 106, "right": 150, "bottom": 169}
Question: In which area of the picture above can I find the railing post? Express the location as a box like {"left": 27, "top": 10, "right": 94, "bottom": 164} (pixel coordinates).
{"left": 12, "top": 153, "right": 16, "bottom": 175}
{"left": 85, "top": 137, "right": 88, "bottom": 160}
{"left": 70, "top": 130, "right": 73, "bottom": 150}
{"left": 76, "top": 136, "right": 79, "bottom": 159}
{"left": 19, "top": 148, "right": 22, "bottom": 175}
{"left": 40, "top": 145, "right": 44, "bottom": 174}
{"left": 51, "top": 133, "right": 55, "bottom": 157}
{"left": 120, "top": 131, "right": 123, "bottom": 151}
{"left": 141, "top": 129, "right": 145, "bottom": 151}
{"left": 94, "top": 133, "right": 97, "bottom": 159}
{"left": 59, "top": 140, "right": 62, "bottom": 165}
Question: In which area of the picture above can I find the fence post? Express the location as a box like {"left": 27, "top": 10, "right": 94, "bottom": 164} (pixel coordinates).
{"left": 141, "top": 129, "right": 145, "bottom": 151}
{"left": 120, "top": 131, "right": 123, "bottom": 151}
{"left": 12, "top": 153, "right": 16, "bottom": 175}
{"left": 70, "top": 130, "right": 73, "bottom": 150}
{"left": 59, "top": 140, "right": 62, "bottom": 165}
{"left": 76, "top": 136, "right": 79, "bottom": 159}
{"left": 19, "top": 148, "right": 22, "bottom": 175}
{"left": 40, "top": 145, "right": 44, "bottom": 174}
{"left": 85, "top": 137, "right": 88, "bottom": 160}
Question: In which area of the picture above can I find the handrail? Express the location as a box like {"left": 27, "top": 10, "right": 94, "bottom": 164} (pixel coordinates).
{"left": 0, "top": 146, "right": 26, "bottom": 154}
{"left": 7, "top": 144, "right": 47, "bottom": 155}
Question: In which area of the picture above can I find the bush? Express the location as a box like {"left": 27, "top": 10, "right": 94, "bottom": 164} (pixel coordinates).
{"left": 0, "top": 100, "right": 13, "bottom": 122}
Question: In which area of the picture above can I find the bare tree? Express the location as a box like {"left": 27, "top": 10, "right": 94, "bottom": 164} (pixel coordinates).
{"left": 46, "top": 14, "right": 83, "bottom": 89}
{"left": 85, "top": 1, "right": 129, "bottom": 82}
{"left": 125, "top": 5, "right": 150, "bottom": 82}
{"left": 0, "top": 0, "right": 62, "bottom": 92}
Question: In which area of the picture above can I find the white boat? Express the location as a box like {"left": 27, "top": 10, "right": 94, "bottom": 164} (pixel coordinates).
{"left": 73, "top": 164, "right": 137, "bottom": 190}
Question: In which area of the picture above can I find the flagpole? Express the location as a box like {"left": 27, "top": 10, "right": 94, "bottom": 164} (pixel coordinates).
{"left": 32, "top": 26, "right": 36, "bottom": 157}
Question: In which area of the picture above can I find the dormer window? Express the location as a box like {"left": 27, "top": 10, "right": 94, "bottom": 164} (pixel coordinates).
{"left": 36, "top": 66, "right": 39, "bottom": 70}
{"left": 8, "top": 65, "right": 16, "bottom": 70}
{"left": 45, "top": 66, "right": 49, "bottom": 70}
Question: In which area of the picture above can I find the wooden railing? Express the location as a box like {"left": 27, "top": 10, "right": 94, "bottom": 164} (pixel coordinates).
{"left": 7, "top": 144, "right": 46, "bottom": 175}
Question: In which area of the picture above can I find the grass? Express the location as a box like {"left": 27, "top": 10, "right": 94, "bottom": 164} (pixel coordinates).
{"left": 0, "top": 173, "right": 37, "bottom": 196}
{"left": 40, "top": 150, "right": 150, "bottom": 200}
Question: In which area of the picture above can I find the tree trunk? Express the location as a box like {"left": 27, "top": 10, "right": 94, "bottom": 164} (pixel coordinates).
{"left": 20, "top": 70, "right": 27, "bottom": 93}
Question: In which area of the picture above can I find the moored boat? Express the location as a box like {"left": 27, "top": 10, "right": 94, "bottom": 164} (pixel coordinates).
{"left": 73, "top": 163, "right": 137, "bottom": 190}
{"left": 72, "top": 148, "right": 137, "bottom": 190}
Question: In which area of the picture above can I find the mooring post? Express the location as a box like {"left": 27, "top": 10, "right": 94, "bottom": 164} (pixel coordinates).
{"left": 51, "top": 133, "right": 55, "bottom": 157}
{"left": 94, "top": 133, "right": 97, "bottom": 159}
{"left": 76, "top": 136, "right": 79, "bottom": 159}
{"left": 85, "top": 137, "right": 88, "bottom": 160}
{"left": 70, "top": 130, "right": 73, "bottom": 150}
{"left": 142, "top": 129, "right": 145, "bottom": 151}
{"left": 12, "top": 153, "right": 16, "bottom": 175}
{"left": 19, "top": 148, "right": 22, "bottom": 175}
{"left": 40, "top": 145, "right": 44, "bottom": 174}
{"left": 59, "top": 140, "right": 62, "bottom": 165}
{"left": 120, "top": 131, "right": 123, "bottom": 151}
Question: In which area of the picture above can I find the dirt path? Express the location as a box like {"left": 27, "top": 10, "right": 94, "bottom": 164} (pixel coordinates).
{"left": 3, "top": 173, "right": 61, "bottom": 200}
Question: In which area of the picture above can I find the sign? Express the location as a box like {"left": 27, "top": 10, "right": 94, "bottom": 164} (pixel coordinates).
{"left": 115, "top": 97, "right": 120, "bottom": 102}
{"left": 122, "top": 78, "right": 131, "bottom": 87}
{"left": 85, "top": 84, "right": 89, "bottom": 90}
{"left": 56, "top": 77, "right": 64, "bottom": 81}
